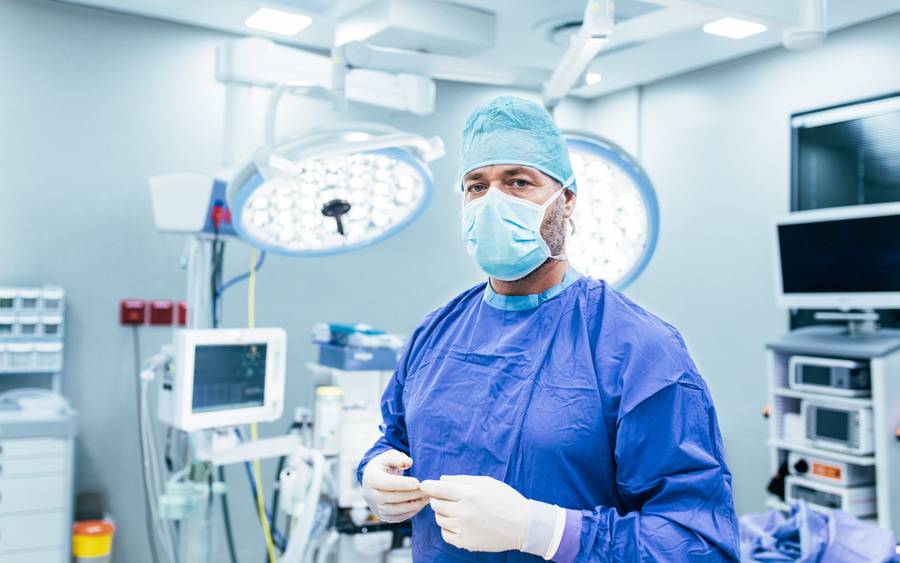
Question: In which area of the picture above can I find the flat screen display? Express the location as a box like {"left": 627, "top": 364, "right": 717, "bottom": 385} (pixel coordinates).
{"left": 791, "top": 483, "right": 841, "bottom": 509}
{"left": 778, "top": 214, "right": 900, "bottom": 293}
{"left": 800, "top": 365, "right": 831, "bottom": 386}
{"left": 192, "top": 344, "right": 267, "bottom": 413}
{"left": 815, "top": 407, "right": 850, "bottom": 442}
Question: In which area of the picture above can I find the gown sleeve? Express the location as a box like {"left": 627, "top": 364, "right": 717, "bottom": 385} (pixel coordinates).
{"left": 356, "top": 313, "right": 435, "bottom": 483}
{"left": 565, "top": 289, "right": 740, "bottom": 562}
{"left": 568, "top": 374, "right": 740, "bottom": 562}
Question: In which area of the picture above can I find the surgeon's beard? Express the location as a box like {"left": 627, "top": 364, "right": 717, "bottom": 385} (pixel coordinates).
{"left": 511, "top": 196, "right": 568, "bottom": 285}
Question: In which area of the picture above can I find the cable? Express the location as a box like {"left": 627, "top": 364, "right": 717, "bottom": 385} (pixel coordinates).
{"left": 134, "top": 327, "right": 162, "bottom": 563}
{"left": 248, "top": 248, "right": 257, "bottom": 330}
{"left": 164, "top": 428, "right": 175, "bottom": 473}
{"left": 232, "top": 431, "right": 287, "bottom": 553}
{"left": 210, "top": 235, "right": 226, "bottom": 327}
{"left": 217, "top": 251, "right": 266, "bottom": 298}
{"left": 251, "top": 422, "right": 277, "bottom": 562}
{"left": 266, "top": 455, "right": 287, "bottom": 563}
{"left": 142, "top": 375, "right": 178, "bottom": 563}
{"left": 269, "top": 456, "right": 287, "bottom": 533}
{"left": 246, "top": 248, "right": 277, "bottom": 562}
{"left": 218, "top": 466, "right": 239, "bottom": 563}
{"left": 239, "top": 458, "right": 287, "bottom": 552}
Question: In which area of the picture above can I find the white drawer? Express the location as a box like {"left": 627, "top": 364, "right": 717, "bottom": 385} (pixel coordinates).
{"left": 0, "top": 457, "right": 66, "bottom": 478}
{"left": 0, "top": 511, "right": 65, "bottom": 552}
{"left": 0, "top": 547, "right": 64, "bottom": 563}
{"left": 0, "top": 439, "right": 66, "bottom": 459}
{"left": 0, "top": 476, "right": 67, "bottom": 514}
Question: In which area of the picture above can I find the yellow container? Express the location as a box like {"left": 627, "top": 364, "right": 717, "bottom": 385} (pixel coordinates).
{"left": 72, "top": 520, "right": 116, "bottom": 559}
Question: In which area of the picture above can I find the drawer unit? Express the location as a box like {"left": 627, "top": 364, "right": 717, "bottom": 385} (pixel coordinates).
{"left": 0, "top": 456, "right": 66, "bottom": 478}
{"left": 39, "top": 288, "right": 64, "bottom": 313}
{"left": 0, "top": 291, "right": 14, "bottom": 314}
{"left": 0, "top": 511, "right": 65, "bottom": 552}
{"left": 15, "top": 290, "right": 40, "bottom": 313}
{"left": 0, "top": 475, "right": 67, "bottom": 514}
{"left": 34, "top": 343, "right": 63, "bottom": 371}
{"left": 40, "top": 315, "right": 63, "bottom": 338}
{"left": 0, "top": 438, "right": 67, "bottom": 458}
{"left": 0, "top": 317, "right": 13, "bottom": 338}
{"left": 16, "top": 316, "right": 39, "bottom": 338}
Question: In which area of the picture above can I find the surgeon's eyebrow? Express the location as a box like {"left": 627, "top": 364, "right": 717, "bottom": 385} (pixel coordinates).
{"left": 501, "top": 167, "right": 540, "bottom": 180}
{"left": 464, "top": 171, "right": 484, "bottom": 182}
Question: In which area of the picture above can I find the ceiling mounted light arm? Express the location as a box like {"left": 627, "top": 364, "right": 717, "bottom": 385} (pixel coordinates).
{"left": 281, "top": 132, "right": 444, "bottom": 164}
{"left": 543, "top": 0, "right": 615, "bottom": 110}
{"left": 264, "top": 81, "right": 336, "bottom": 150}
{"left": 339, "top": 41, "right": 549, "bottom": 89}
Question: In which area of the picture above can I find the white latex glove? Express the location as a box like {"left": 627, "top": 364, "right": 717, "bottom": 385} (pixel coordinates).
{"left": 420, "top": 475, "right": 564, "bottom": 558}
{"left": 361, "top": 450, "right": 428, "bottom": 523}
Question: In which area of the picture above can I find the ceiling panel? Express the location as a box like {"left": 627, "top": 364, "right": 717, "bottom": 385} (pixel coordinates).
{"left": 50, "top": 0, "right": 900, "bottom": 97}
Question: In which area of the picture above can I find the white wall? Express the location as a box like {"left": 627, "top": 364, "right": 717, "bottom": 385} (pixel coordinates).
{"left": 584, "top": 13, "right": 900, "bottom": 514}
{"left": 0, "top": 1, "right": 587, "bottom": 561}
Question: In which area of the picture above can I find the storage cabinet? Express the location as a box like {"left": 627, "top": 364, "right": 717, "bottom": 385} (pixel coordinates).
{"left": 0, "top": 434, "right": 75, "bottom": 562}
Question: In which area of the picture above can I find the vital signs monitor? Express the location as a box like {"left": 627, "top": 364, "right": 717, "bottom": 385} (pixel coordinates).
{"left": 158, "top": 328, "right": 286, "bottom": 431}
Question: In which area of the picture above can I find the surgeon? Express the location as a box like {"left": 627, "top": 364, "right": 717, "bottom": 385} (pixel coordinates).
{"left": 357, "top": 95, "right": 740, "bottom": 562}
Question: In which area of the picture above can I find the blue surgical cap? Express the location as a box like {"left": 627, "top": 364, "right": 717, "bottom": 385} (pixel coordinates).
{"left": 459, "top": 96, "right": 575, "bottom": 192}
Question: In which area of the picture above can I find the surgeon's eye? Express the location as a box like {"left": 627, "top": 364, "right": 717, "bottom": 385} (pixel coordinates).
{"left": 466, "top": 183, "right": 487, "bottom": 194}
{"left": 509, "top": 179, "right": 531, "bottom": 189}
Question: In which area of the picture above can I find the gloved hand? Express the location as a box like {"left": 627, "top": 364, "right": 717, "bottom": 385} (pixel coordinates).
{"left": 361, "top": 449, "right": 428, "bottom": 523}
{"left": 420, "top": 475, "right": 565, "bottom": 558}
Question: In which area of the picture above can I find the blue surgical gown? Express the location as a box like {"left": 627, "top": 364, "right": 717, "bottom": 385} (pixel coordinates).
{"left": 358, "top": 272, "right": 740, "bottom": 562}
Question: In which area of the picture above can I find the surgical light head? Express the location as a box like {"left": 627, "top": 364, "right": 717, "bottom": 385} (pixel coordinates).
{"left": 459, "top": 96, "right": 575, "bottom": 192}
{"left": 229, "top": 122, "right": 444, "bottom": 256}
{"left": 564, "top": 133, "right": 658, "bottom": 288}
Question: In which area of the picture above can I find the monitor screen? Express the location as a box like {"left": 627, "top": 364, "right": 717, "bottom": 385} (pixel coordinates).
{"left": 815, "top": 407, "right": 849, "bottom": 442}
{"left": 192, "top": 343, "right": 267, "bottom": 413}
{"left": 800, "top": 365, "right": 831, "bottom": 386}
{"left": 778, "top": 214, "right": 900, "bottom": 294}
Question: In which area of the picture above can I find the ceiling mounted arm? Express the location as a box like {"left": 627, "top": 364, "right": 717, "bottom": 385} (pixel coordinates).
{"left": 542, "top": 0, "right": 615, "bottom": 110}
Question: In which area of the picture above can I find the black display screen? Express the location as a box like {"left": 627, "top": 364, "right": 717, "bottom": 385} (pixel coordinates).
{"left": 815, "top": 407, "right": 850, "bottom": 442}
{"left": 779, "top": 214, "right": 900, "bottom": 293}
{"left": 801, "top": 365, "right": 831, "bottom": 386}
{"left": 791, "top": 484, "right": 841, "bottom": 509}
{"left": 192, "top": 344, "right": 267, "bottom": 413}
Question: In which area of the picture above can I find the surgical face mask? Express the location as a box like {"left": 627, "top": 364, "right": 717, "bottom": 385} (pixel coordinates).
{"left": 461, "top": 188, "right": 566, "bottom": 281}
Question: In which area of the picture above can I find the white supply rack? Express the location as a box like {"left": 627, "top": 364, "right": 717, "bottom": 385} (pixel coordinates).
{"left": 765, "top": 326, "right": 900, "bottom": 534}
{"left": 0, "top": 285, "right": 76, "bottom": 563}
{"left": 0, "top": 286, "right": 65, "bottom": 391}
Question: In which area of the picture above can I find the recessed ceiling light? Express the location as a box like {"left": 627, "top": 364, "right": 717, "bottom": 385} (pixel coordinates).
{"left": 702, "top": 17, "right": 767, "bottom": 39}
{"left": 585, "top": 72, "right": 603, "bottom": 85}
{"left": 245, "top": 7, "right": 312, "bottom": 36}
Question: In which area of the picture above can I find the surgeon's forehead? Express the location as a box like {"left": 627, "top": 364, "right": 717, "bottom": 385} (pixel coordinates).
{"left": 464, "top": 165, "right": 545, "bottom": 182}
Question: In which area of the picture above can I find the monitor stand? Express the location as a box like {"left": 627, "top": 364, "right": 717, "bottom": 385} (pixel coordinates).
{"left": 814, "top": 310, "right": 880, "bottom": 335}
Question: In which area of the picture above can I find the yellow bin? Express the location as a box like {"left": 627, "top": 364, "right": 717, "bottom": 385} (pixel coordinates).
{"left": 72, "top": 520, "right": 116, "bottom": 562}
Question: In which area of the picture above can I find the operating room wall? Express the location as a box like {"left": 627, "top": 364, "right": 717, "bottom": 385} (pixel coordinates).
{"left": 583, "top": 13, "right": 900, "bottom": 516}
{"left": 0, "top": 0, "right": 589, "bottom": 560}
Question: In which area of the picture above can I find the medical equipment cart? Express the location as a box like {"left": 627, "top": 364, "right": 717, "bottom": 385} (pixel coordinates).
{"left": 765, "top": 326, "right": 900, "bottom": 536}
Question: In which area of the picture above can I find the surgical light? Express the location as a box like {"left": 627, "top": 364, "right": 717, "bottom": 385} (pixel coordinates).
{"left": 228, "top": 122, "right": 443, "bottom": 257}
{"left": 245, "top": 8, "right": 312, "bottom": 36}
{"left": 585, "top": 72, "right": 603, "bottom": 85}
{"left": 565, "top": 133, "right": 659, "bottom": 288}
{"left": 702, "top": 17, "right": 767, "bottom": 40}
